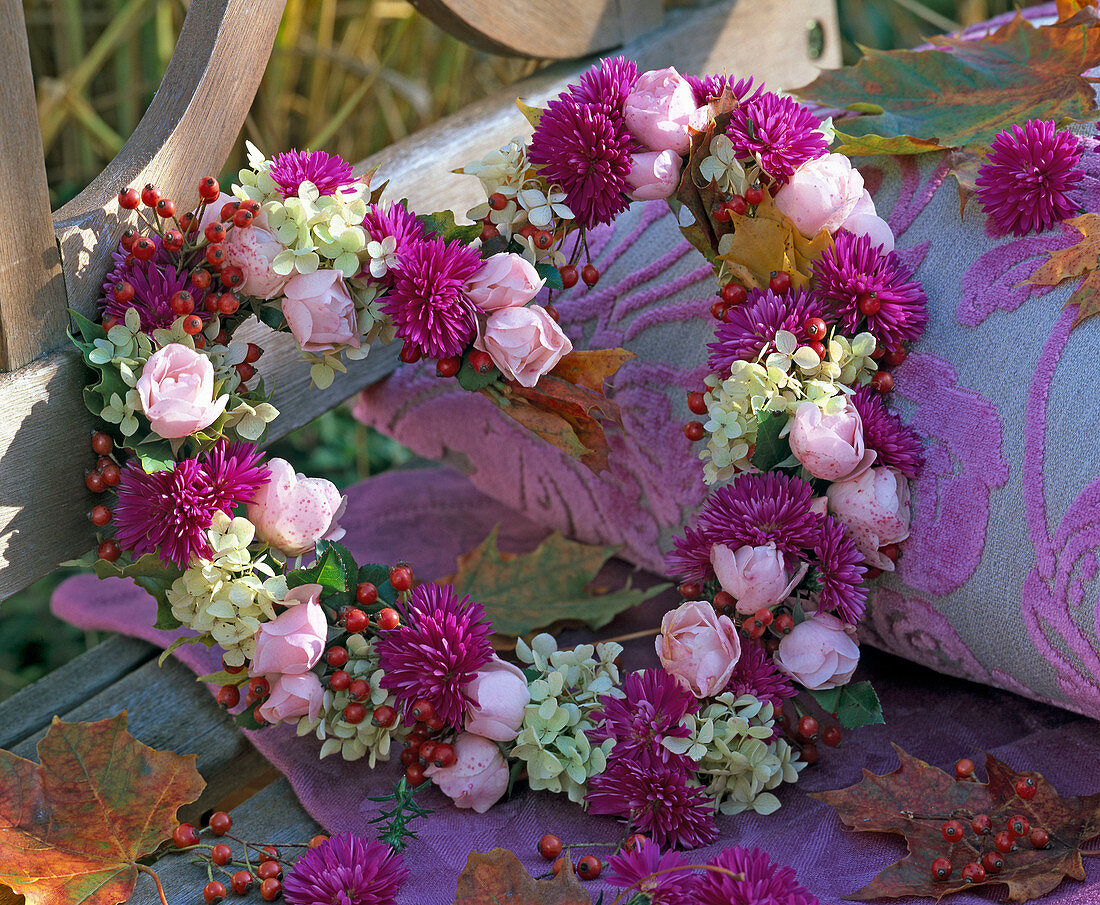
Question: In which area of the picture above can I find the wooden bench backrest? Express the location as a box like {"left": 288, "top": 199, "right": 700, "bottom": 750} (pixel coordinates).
{"left": 0, "top": 0, "right": 840, "bottom": 601}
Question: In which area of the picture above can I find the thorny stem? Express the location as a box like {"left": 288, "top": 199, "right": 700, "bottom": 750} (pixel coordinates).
{"left": 135, "top": 864, "right": 169, "bottom": 905}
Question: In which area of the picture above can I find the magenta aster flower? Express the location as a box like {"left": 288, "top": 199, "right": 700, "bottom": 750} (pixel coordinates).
{"left": 382, "top": 237, "right": 482, "bottom": 358}
{"left": 849, "top": 384, "right": 923, "bottom": 478}
{"left": 377, "top": 583, "right": 493, "bottom": 728}
{"left": 812, "top": 230, "right": 927, "bottom": 351}
{"left": 113, "top": 442, "right": 270, "bottom": 569}
{"left": 707, "top": 289, "right": 822, "bottom": 373}
{"left": 693, "top": 846, "right": 818, "bottom": 905}
{"left": 606, "top": 837, "right": 694, "bottom": 905}
{"left": 269, "top": 149, "right": 357, "bottom": 198}
{"left": 976, "top": 120, "right": 1083, "bottom": 237}
{"left": 283, "top": 833, "right": 408, "bottom": 905}
{"left": 726, "top": 92, "right": 827, "bottom": 181}
{"left": 589, "top": 669, "right": 698, "bottom": 771}
{"left": 362, "top": 201, "right": 427, "bottom": 258}
{"left": 570, "top": 55, "right": 639, "bottom": 118}
{"left": 528, "top": 95, "right": 635, "bottom": 229}
{"left": 812, "top": 517, "right": 867, "bottom": 624}
{"left": 664, "top": 524, "right": 714, "bottom": 583}
{"left": 587, "top": 760, "right": 718, "bottom": 850}
{"left": 99, "top": 240, "right": 210, "bottom": 333}
{"left": 725, "top": 641, "right": 796, "bottom": 708}
{"left": 687, "top": 74, "right": 763, "bottom": 107}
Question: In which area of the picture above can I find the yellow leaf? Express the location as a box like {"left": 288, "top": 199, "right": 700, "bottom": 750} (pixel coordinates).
{"left": 1057, "top": 0, "right": 1097, "bottom": 22}
{"left": 1021, "top": 213, "right": 1100, "bottom": 330}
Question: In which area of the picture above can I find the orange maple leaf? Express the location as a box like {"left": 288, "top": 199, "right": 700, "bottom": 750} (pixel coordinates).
{"left": 1021, "top": 213, "right": 1100, "bottom": 328}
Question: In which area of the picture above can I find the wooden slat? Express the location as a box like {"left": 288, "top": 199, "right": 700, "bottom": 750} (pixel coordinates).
{"left": 0, "top": 0, "right": 839, "bottom": 601}
{"left": 0, "top": 0, "right": 69, "bottom": 371}
{"left": 411, "top": 0, "right": 665, "bottom": 59}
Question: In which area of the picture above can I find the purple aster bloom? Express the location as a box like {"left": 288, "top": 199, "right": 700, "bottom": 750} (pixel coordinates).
{"left": 725, "top": 641, "right": 796, "bottom": 708}
{"left": 99, "top": 238, "right": 210, "bottom": 333}
{"left": 812, "top": 230, "right": 928, "bottom": 351}
{"left": 382, "top": 237, "right": 482, "bottom": 358}
{"left": 707, "top": 288, "right": 822, "bottom": 373}
{"left": 586, "top": 760, "right": 718, "bottom": 850}
{"left": 377, "top": 583, "right": 493, "bottom": 728}
{"left": 687, "top": 74, "right": 763, "bottom": 107}
{"left": 664, "top": 524, "right": 714, "bottom": 583}
{"left": 693, "top": 846, "right": 819, "bottom": 905}
{"left": 112, "top": 442, "right": 270, "bottom": 569}
{"left": 283, "top": 833, "right": 408, "bottom": 905}
{"left": 726, "top": 92, "right": 827, "bottom": 181}
{"left": 529, "top": 94, "right": 635, "bottom": 229}
{"left": 570, "top": 55, "right": 639, "bottom": 119}
{"left": 268, "top": 149, "right": 357, "bottom": 198}
{"left": 588, "top": 669, "right": 698, "bottom": 770}
{"left": 606, "top": 837, "right": 694, "bottom": 905}
{"left": 812, "top": 516, "right": 867, "bottom": 624}
{"left": 849, "top": 384, "right": 923, "bottom": 478}
{"left": 362, "top": 201, "right": 427, "bottom": 258}
{"left": 976, "top": 119, "right": 1083, "bottom": 237}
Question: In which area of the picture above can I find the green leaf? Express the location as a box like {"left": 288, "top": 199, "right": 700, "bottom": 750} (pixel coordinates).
{"left": 196, "top": 669, "right": 250, "bottom": 687}
{"left": 831, "top": 129, "right": 947, "bottom": 158}
{"left": 750, "top": 411, "right": 792, "bottom": 472}
{"left": 812, "top": 681, "right": 884, "bottom": 731}
{"left": 154, "top": 598, "right": 183, "bottom": 632}
{"left": 535, "top": 263, "right": 563, "bottom": 292}
{"left": 456, "top": 354, "right": 502, "bottom": 391}
{"left": 447, "top": 527, "right": 669, "bottom": 637}
{"left": 419, "top": 210, "right": 482, "bottom": 244}
{"left": 136, "top": 441, "right": 176, "bottom": 474}
{"left": 235, "top": 708, "right": 264, "bottom": 731}
{"left": 257, "top": 304, "right": 286, "bottom": 330}
{"left": 808, "top": 686, "right": 843, "bottom": 714}
{"left": 356, "top": 564, "right": 398, "bottom": 606}
{"left": 157, "top": 634, "right": 216, "bottom": 667}
{"left": 68, "top": 309, "right": 107, "bottom": 345}
{"left": 288, "top": 543, "right": 349, "bottom": 595}
{"left": 795, "top": 13, "right": 1100, "bottom": 156}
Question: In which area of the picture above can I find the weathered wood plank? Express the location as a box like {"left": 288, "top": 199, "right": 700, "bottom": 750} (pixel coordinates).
{"left": 0, "top": 0, "right": 69, "bottom": 371}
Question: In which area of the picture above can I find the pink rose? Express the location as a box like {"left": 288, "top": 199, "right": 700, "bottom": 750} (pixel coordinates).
{"left": 246, "top": 458, "right": 346, "bottom": 556}
{"left": 655, "top": 600, "right": 741, "bottom": 697}
{"left": 467, "top": 253, "right": 545, "bottom": 313}
{"left": 626, "top": 150, "right": 682, "bottom": 201}
{"left": 465, "top": 656, "right": 530, "bottom": 742}
{"left": 136, "top": 343, "right": 228, "bottom": 439}
{"left": 474, "top": 306, "right": 572, "bottom": 388}
{"left": 424, "top": 733, "right": 508, "bottom": 813}
{"left": 841, "top": 190, "right": 895, "bottom": 253}
{"left": 773, "top": 612, "right": 860, "bottom": 690}
{"left": 281, "top": 270, "right": 359, "bottom": 354}
{"left": 224, "top": 208, "right": 290, "bottom": 300}
{"left": 623, "top": 67, "right": 707, "bottom": 155}
{"left": 826, "top": 466, "right": 911, "bottom": 570}
{"left": 710, "top": 542, "right": 808, "bottom": 615}
{"left": 257, "top": 672, "right": 324, "bottom": 723}
{"left": 789, "top": 399, "right": 876, "bottom": 482}
{"left": 774, "top": 153, "right": 865, "bottom": 239}
{"left": 249, "top": 584, "right": 327, "bottom": 676}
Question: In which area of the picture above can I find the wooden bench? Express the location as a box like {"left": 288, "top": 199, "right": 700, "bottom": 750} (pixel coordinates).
{"left": 0, "top": 0, "right": 840, "bottom": 897}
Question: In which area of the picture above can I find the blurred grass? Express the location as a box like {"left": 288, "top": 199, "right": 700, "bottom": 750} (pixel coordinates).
{"left": 5, "top": 0, "right": 1048, "bottom": 697}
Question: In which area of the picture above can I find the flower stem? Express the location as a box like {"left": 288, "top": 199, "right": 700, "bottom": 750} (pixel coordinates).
{"left": 135, "top": 864, "right": 169, "bottom": 905}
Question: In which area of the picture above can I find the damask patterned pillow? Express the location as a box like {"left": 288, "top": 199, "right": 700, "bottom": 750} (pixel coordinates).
{"left": 355, "top": 139, "right": 1100, "bottom": 722}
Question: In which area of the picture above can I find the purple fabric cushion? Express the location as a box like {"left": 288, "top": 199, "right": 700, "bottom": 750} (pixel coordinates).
{"left": 52, "top": 468, "right": 1100, "bottom": 904}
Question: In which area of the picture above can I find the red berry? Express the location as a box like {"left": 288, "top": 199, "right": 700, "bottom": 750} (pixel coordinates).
{"left": 390, "top": 565, "right": 413, "bottom": 591}
{"left": 172, "top": 822, "right": 200, "bottom": 848}
{"left": 204, "top": 881, "right": 227, "bottom": 904}
{"left": 678, "top": 581, "right": 701, "bottom": 599}
{"left": 206, "top": 243, "right": 227, "bottom": 267}
{"left": 260, "top": 846, "right": 279, "bottom": 862}
{"left": 687, "top": 391, "right": 708, "bottom": 415}
{"left": 192, "top": 269, "right": 213, "bottom": 290}
{"left": 212, "top": 842, "right": 232, "bottom": 865}
{"left": 432, "top": 743, "right": 456, "bottom": 768}
{"left": 807, "top": 341, "right": 827, "bottom": 361}
{"left": 118, "top": 188, "right": 140, "bottom": 210}
{"left": 576, "top": 856, "right": 602, "bottom": 880}
{"left": 418, "top": 741, "right": 437, "bottom": 764}
{"left": 799, "top": 742, "right": 819, "bottom": 765}
{"left": 684, "top": 421, "right": 705, "bottom": 442}
{"left": 343, "top": 702, "right": 367, "bottom": 724}
{"left": 180, "top": 212, "right": 197, "bottom": 232}
{"left": 349, "top": 679, "right": 370, "bottom": 701}
{"left": 971, "top": 814, "right": 992, "bottom": 835}
{"left": 797, "top": 715, "right": 819, "bottom": 741}
{"left": 559, "top": 264, "right": 579, "bottom": 289}
{"left": 257, "top": 860, "right": 282, "bottom": 881}
{"left": 994, "top": 830, "right": 1015, "bottom": 853}
{"left": 198, "top": 176, "right": 221, "bottom": 200}
{"left": 235, "top": 362, "right": 254, "bottom": 383}
{"left": 163, "top": 229, "right": 185, "bottom": 251}
{"left": 326, "top": 646, "right": 349, "bottom": 668}
{"left": 120, "top": 228, "right": 139, "bottom": 252}
{"left": 91, "top": 431, "right": 113, "bottom": 456}
{"left": 624, "top": 834, "right": 647, "bottom": 852}
{"left": 221, "top": 201, "right": 241, "bottom": 221}
{"left": 112, "top": 280, "right": 135, "bottom": 304}
{"left": 85, "top": 470, "right": 106, "bottom": 493}
{"left": 538, "top": 833, "right": 563, "bottom": 860}
{"left": 871, "top": 370, "right": 894, "bottom": 394}
{"left": 1029, "top": 827, "right": 1050, "bottom": 849}
{"left": 552, "top": 856, "right": 568, "bottom": 876}
{"left": 377, "top": 608, "right": 400, "bottom": 630}
{"left": 410, "top": 699, "right": 434, "bottom": 723}
{"left": 769, "top": 271, "right": 791, "bottom": 293}
{"left": 880, "top": 543, "right": 900, "bottom": 563}
{"left": 170, "top": 290, "right": 194, "bottom": 316}
{"left": 955, "top": 758, "right": 975, "bottom": 780}
{"left": 712, "top": 591, "right": 735, "bottom": 617}
{"left": 329, "top": 670, "right": 350, "bottom": 692}
{"left": 942, "top": 819, "right": 965, "bottom": 843}
{"left": 1008, "top": 814, "right": 1030, "bottom": 838}
{"left": 710, "top": 299, "right": 732, "bottom": 320}
{"left": 712, "top": 202, "right": 731, "bottom": 222}
{"left": 745, "top": 186, "right": 766, "bottom": 205}
{"left": 1015, "top": 776, "right": 1037, "bottom": 800}
{"left": 97, "top": 539, "right": 121, "bottom": 562}
{"left": 224, "top": 659, "right": 245, "bottom": 675}
{"left": 871, "top": 341, "right": 886, "bottom": 359}
{"left": 132, "top": 237, "right": 156, "bottom": 261}
{"left": 436, "top": 356, "right": 461, "bottom": 378}
{"left": 774, "top": 613, "right": 795, "bottom": 635}
{"left": 249, "top": 676, "right": 270, "bottom": 698}
{"left": 931, "top": 857, "right": 952, "bottom": 880}
{"left": 960, "top": 862, "right": 985, "bottom": 884}
{"left": 822, "top": 725, "right": 842, "bottom": 747}
{"left": 205, "top": 221, "right": 227, "bottom": 244}
{"left": 857, "top": 293, "right": 880, "bottom": 316}
{"left": 155, "top": 198, "right": 176, "bottom": 219}
{"left": 534, "top": 230, "right": 553, "bottom": 250}
{"left": 216, "top": 684, "right": 240, "bottom": 709}
{"left": 231, "top": 871, "right": 253, "bottom": 895}
{"left": 245, "top": 342, "right": 262, "bottom": 363}
{"left": 884, "top": 346, "right": 908, "bottom": 367}
{"left": 221, "top": 265, "right": 244, "bottom": 288}
{"left": 581, "top": 263, "right": 600, "bottom": 286}
{"left": 233, "top": 209, "right": 254, "bottom": 229}
{"left": 400, "top": 747, "right": 419, "bottom": 766}
{"left": 372, "top": 705, "right": 398, "bottom": 728}
{"left": 259, "top": 878, "right": 281, "bottom": 902}
{"left": 140, "top": 184, "right": 161, "bottom": 207}
{"left": 982, "top": 851, "right": 1004, "bottom": 873}
{"left": 405, "top": 762, "right": 427, "bottom": 787}
{"left": 182, "top": 314, "right": 204, "bottom": 335}
{"left": 467, "top": 349, "right": 493, "bottom": 373}
{"left": 719, "top": 282, "right": 747, "bottom": 306}
{"left": 218, "top": 293, "right": 240, "bottom": 316}
{"left": 488, "top": 192, "right": 508, "bottom": 211}
{"left": 90, "top": 504, "right": 111, "bottom": 526}
{"left": 355, "top": 582, "right": 379, "bottom": 606}
{"left": 344, "top": 608, "right": 369, "bottom": 633}
{"left": 805, "top": 317, "right": 828, "bottom": 341}
{"left": 727, "top": 195, "right": 748, "bottom": 216}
